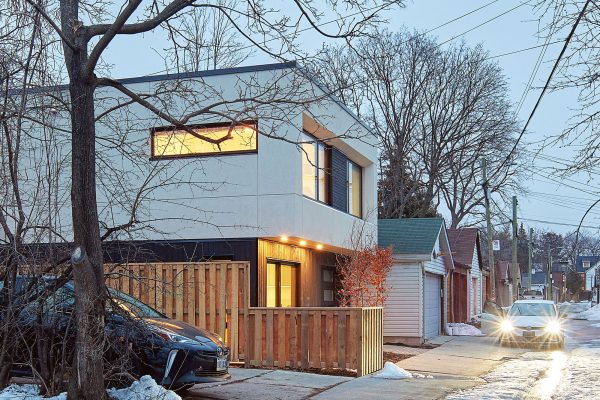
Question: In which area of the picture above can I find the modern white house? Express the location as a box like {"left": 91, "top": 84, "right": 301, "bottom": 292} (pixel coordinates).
{"left": 378, "top": 218, "right": 453, "bottom": 345}
{"left": 8, "top": 62, "right": 378, "bottom": 308}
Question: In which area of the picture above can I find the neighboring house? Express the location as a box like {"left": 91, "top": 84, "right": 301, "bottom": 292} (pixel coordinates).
{"left": 447, "top": 228, "right": 483, "bottom": 322}
{"left": 576, "top": 256, "right": 600, "bottom": 287}
{"left": 495, "top": 261, "right": 513, "bottom": 307}
{"left": 379, "top": 218, "right": 453, "bottom": 345}
{"left": 12, "top": 62, "right": 378, "bottom": 308}
{"left": 585, "top": 260, "right": 600, "bottom": 291}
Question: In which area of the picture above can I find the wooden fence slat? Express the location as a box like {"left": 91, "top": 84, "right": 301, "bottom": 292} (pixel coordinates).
{"left": 231, "top": 264, "right": 239, "bottom": 362}
{"left": 300, "top": 311, "right": 309, "bottom": 369}
{"left": 209, "top": 264, "right": 217, "bottom": 332}
{"left": 311, "top": 311, "right": 321, "bottom": 368}
{"left": 266, "top": 309, "right": 274, "bottom": 367}
{"left": 219, "top": 264, "right": 227, "bottom": 339}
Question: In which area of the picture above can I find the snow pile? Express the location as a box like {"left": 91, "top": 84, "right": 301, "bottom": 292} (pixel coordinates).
{"left": 445, "top": 352, "right": 553, "bottom": 399}
{"left": 0, "top": 384, "right": 66, "bottom": 400}
{"left": 573, "top": 303, "right": 600, "bottom": 320}
{"left": 372, "top": 362, "right": 413, "bottom": 379}
{"left": 447, "top": 323, "right": 484, "bottom": 336}
{"left": 0, "top": 376, "right": 180, "bottom": 400}
{"left": 107, "top": 376, "right": 181, "bottom": 400}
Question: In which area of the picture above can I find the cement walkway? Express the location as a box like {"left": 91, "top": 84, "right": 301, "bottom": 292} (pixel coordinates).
{"left": 186, "top": 336, "right": 527, "bottom": 400}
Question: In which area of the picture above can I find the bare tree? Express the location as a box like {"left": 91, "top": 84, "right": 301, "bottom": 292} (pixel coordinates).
{"left": 314, "top": 29, "right": 522, "bottom": 226}
{"left": 534, "top": 0, "right": 598, "bottom": 175}
{"left": 2, "top": 1, "right": 402, "bottom": 398}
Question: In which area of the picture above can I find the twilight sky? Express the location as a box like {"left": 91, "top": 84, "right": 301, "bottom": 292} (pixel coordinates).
{"left": 102, "top": 0, "right": 600, "bottom": 236}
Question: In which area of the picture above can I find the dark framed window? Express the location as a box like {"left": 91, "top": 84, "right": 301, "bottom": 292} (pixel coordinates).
{"left": 301, "top": 132, "right": 331, "bottom": 204}
{"left": 151, "top": 121, "right": 257, "bottom": 159}
{"left": 266, "top": 261, "right": 299, "bottom": 307}
{"left": 347, "top": 160, "right": 362, "bottom": 218}
{"left": 321, "top": 266, "right": 339, "bottom": 306}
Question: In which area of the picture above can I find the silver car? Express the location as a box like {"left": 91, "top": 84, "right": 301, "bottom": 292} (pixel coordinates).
{"left": 498, "top": 300, "right": 565, "bottom": 348}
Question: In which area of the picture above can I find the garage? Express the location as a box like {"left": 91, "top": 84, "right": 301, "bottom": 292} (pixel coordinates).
{"left": 424, "top": 272, "right": 442, "bottom": 339}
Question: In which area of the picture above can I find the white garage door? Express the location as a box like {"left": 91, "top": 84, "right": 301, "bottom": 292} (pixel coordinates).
{"left": 424, "top": 273, "right": 442, "bottom": 339}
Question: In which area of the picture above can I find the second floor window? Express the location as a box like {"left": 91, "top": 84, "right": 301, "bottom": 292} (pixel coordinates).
{"left": 151, "top": 121, "right": 257, "bottom": 159}
{"left": 301, "top": 132, "right": 331, "bottom": 204}
{"left": 348, "top": 161, "right": 362, "bottom": 217}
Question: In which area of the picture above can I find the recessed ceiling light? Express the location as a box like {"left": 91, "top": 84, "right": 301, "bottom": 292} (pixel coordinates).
{"left": 280, "top": 235, "right": 289, "bottom": 242}
{"left": 299, "top": 240, "right": 307, "bottom": 246}
{"left": 316, "top": 244, "right": 324, "bottom": 250}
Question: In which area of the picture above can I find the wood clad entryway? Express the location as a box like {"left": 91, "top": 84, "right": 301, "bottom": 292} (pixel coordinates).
{"left": 257, "top": 239, "right": 337, "bottom": 307}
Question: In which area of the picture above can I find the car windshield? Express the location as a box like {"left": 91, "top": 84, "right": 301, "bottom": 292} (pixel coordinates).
{"left": 509, "top": 303, "right": 556, "bottom": 317}
{"left": 107, "top": 288, "right": 163, "bottom": 318}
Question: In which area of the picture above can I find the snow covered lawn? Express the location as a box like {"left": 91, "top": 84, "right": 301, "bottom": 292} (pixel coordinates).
{"left": 0, "top": 376, "right": 181, "bottom": 400}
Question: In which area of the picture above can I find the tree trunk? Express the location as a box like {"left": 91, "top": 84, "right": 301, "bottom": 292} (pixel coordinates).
{"left": 60, "top": 2, "right": 106, "bottom": 398}
{"left": 66, "top": 74, "right": 106, "bottom": 400}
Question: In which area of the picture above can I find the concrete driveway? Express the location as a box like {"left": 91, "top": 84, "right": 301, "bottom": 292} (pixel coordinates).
{"left": 185, "top": 336, "right": 529, "bottom": 400}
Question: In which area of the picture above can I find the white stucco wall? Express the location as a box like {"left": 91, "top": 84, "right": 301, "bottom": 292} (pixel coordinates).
{"left": 14, "top": 65, "right": 377, "bottom": 250}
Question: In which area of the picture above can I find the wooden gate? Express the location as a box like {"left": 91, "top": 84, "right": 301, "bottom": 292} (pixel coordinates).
{"left": 106, "top": 262, "right": 249, "bottom": 361}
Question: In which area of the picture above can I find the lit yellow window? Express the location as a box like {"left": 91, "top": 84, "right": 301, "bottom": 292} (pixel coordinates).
{"left": 152, "top": 122, "right": 257, "bottom": 158}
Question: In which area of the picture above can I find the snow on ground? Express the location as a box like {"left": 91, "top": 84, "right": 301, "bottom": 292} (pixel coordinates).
{"left": 573, "top": 304, "right": 600, "bottom": 320}
{"left": 551, "top": 348, "right": 600, "bottom": 399}
{"left": 372, "top": 362, "right": 413, "bottom": 379}
{"left": 445, "top": 352, "right": 553, "bottom": 400}
{"left": 447, "top": 323, "right": 484, "bottom": 336}
{"left": 107, "top": 376, "right": 181, "bottom": 400}
{"left": 0, "top": 384, "right": 66, "bottom": 400}
{"left": 0, "top": 376, "right": 180, "bottom": 400}
{"left": 562, "top": 301, "right": 592, "bottom": 318}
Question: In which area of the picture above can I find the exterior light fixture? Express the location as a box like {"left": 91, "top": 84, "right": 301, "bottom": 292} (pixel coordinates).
{"left": 299, "top": 240, "right": 307, "bottom": 246}
{"left": 316, "top": 244, "right": 324, "bottom": 250}
{"left": 280, "top": 235, "right": 289, "bottom": 242}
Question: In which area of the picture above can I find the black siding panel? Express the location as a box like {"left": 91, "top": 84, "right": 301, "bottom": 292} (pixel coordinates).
{"left": 331, "top": 148, "right": 348, "bottom": 213}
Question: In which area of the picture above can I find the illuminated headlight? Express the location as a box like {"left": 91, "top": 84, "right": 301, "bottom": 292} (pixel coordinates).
{"left": 500, "top": 320, "right": 514, "bottom": 332}
{"left": 545, "top": 320, "right": 562, "bottom": 334}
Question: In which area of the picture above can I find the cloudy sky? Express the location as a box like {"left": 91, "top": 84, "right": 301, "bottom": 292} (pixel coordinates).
{"left": 102, "top": 0, "right": 600, "bottom": 235}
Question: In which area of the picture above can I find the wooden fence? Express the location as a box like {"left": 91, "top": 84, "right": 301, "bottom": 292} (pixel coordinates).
{"left": 244, "top": 307, "right": 383, "bottom": 376}
{"left": 105, "top": 262, "right": 249, "bottom": 361}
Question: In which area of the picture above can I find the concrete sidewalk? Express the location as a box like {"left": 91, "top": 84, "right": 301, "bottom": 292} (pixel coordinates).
{"left": 186, "top": 336, "right": 526, "bottom": 400}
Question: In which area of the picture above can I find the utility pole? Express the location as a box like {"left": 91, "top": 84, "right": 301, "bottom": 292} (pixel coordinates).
{"left": 482, "top": 159, "right": 496, "bottom": 300}
{"left": 547, "top": 249, "right": 553, "bottom": 302}
{"left": 528, "top": 228, "right": 533, "bottom": 291}
{"left": 512, "top": 196, "right": 519, "bottom": 301}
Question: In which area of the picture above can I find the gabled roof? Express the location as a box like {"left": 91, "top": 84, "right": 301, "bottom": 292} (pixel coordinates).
{"left": 575, "top": 255, "right": 600, "bottom": 272}
{"left": 378, "top": 218, "right": 445, "bottom": 255}
{"left": 447, "top": 228, "right": 481, "bottom": 268}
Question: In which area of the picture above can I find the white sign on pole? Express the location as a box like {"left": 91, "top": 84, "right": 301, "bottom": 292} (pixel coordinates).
{"left": 492, "top": 240, "right": 500, "bottom": 251}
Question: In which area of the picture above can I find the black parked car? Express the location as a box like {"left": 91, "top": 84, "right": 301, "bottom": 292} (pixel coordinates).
{"left": 0, "top": 276, "right": 230, "bottom": 390}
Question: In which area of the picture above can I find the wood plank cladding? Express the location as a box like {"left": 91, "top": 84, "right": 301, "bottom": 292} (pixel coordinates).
{"left": 257, "top": 239, "right": 336, "bottom": 307}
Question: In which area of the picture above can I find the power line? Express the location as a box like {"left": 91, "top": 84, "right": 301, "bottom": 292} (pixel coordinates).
{"left": 518, "top": 217, "right": 599, "bottom": 230}
{"left": 485, "top": 40, "right": 562, "bottom": 60}
{"left": 489, "top": 0, "right": 592, "bottom": 183}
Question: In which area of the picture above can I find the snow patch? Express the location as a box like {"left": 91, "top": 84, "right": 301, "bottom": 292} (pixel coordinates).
{"left": 107, "top": 375, "right": 181, "bottom": 400}
{"left": 372, "top": 362, "right": 413, "bottom": 379}
{"left": 0, "top": 384, "right": 66, "bottom": 400}
{"left": 573, "top": 303, "right": 600, "bottom": 320}
{"left": 0, "top": 376, "right": 180, "bottom": 400}
{"left": 447, "top": 323, "right": 484, "bottom": 336}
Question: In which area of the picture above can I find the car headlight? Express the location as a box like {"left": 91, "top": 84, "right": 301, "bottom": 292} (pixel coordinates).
{"left": 500, "top": 320, "right": 514, "bottom": 332}
{"left": 155, "top": 329, "right": 192, "bottom": 343}
{"left": 545, "top": 320, "right": 562, "bottom": 334}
